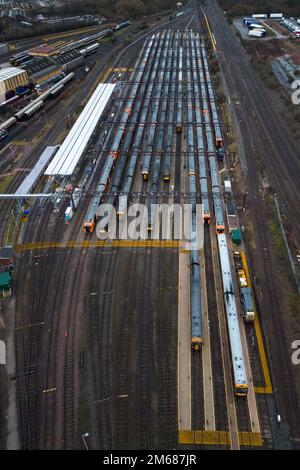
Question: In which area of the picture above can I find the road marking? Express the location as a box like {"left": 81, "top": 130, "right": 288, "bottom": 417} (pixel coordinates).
{"left": 240, "top": 251, "right": 273, "bottom": 394}
{"left": 179, "top": 430, "right": 263, "bottom": 447}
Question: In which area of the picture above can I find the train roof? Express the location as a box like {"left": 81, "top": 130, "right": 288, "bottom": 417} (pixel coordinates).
{"left": 218, "top": 234, "right": 247, "bottom": 385}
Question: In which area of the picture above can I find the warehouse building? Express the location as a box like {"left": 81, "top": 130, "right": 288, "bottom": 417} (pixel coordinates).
{"left": 22, "top": 58, "right": 62, "bottom": 84}
{"left": 28, "top": 44, "right": 60, "bottom": 58}
{"left": 0, "top": 67, "right": 29, "bottom": 99}
{"left": 22, "top": 50, "right": 85, "bottom": 86}
{"left": 50, "top": 50, "right": 84, "bottom": 74}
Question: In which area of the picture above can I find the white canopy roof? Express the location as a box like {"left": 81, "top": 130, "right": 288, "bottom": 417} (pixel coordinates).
{"left": 45, "top": 83, "right": 115, "bottom": 176}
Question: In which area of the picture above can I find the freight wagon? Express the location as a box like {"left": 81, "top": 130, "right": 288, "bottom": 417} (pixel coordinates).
{"left": 240, "top": 287, "right": 255, "bottom": 322}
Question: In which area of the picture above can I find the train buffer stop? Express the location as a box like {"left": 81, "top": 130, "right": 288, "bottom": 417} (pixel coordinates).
{"left": 0, "top": 272, "right": 11, "bottom": 298}
{"left": 0, "top": 246, "right": 14, "bottom": 297}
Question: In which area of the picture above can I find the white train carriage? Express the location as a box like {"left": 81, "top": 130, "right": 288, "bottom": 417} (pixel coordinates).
{"left": 217, "top": 233, "right": 248, "bottom": 396}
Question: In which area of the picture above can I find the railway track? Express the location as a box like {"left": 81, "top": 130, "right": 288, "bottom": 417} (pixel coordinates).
{"left": 89, "top": 246, "right": 119, "bottom": 449}
{"left": 203, "top": 0, "right": 300, "bottom": 445}
{"left": 203, "top": 226, "right": 228, "bottom": 433}
{"left": 113, "top": 247, "right": 140, "bottom": 449}
{"left": 10, "top": 16, "right": 197, "bottom": 452}
{"left": 15, "top": 210, "right": 68, "bottom": 448}
{"left": 61, "top": 247, "right": 89, "bottom": 448}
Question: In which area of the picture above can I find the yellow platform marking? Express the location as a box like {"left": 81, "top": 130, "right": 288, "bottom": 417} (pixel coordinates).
{"left": 202, "top": 9, "right": 216, "bottom": 52}
{"left": 102, "top": 67, "right": 112, "bottom": 83}
{"left": 238, "top": 432, "right": 263, "bottom": 446}
{"left": 12, "top": 141, "right": 29, "bottom": 146}
{"left": 240, "top": 251, "right": 273, "bottom": 394}
{"left": 112, "top": 67, "right": 135, "bottom": 72}
{"left": 14, "top": 240, "right": 180, "bottom": 252}
{"left": 179, "top": 430, "right": 263, "bottom": 447}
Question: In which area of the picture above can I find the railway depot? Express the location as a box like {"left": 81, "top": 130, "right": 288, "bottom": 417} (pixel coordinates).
{"left": 7, "top": 28, "right": 267, "bottom": 449}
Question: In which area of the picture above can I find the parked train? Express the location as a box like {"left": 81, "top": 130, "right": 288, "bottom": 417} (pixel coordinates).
{"left": 195, "top": 35, "right": 224, "bottom": 233}
{"left": 83, "top": 33, "right": 155, "bottom": 234}
{"left": 60, "top": 28, "right": 113, "bottom": 54}
{"left": 146, "top": 32, "right": 170, "bottom": 231}
{"left": 163, "top": 31, "right": 179, "bottom": 182}
{"left": 79, "top": 43, "right": 100, "bottom": 56}
{"left": 233, "top": 251, "right": 255, "bottom": 322}
{"left": 240, "top": 287, "right": 255, "bottom": 322}
{"left": 186, "top": 37, "right": 203, "bottom": 350}
{"left": 83, "top": 152, "right": 116, "bottom": 233}
{"left": 10, "top": 50, "right": 30, "bottom": 66}
{"left": 0, "top": 73, "right": 74, "bottom": 134}
{"left": 195, "top": 35, "right": 248, "bottom": 394}
{"left": 118, "top": 34, "right": 157, "bottom": 217}
{"left": 97, "top": 32, "right": 164, "bottom": 234}
{"left": 141, "top": 31, "right": 167, "bottom": 181}
{"left": 218, "top": 234, "right": 248, "bottom": 396}
{"left": 113, "top": 20, "right": 132, "bottom": 32}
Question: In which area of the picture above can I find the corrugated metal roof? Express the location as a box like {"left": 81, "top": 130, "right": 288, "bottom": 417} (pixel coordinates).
{"left": 51, "top": 50, "right": 82, "bottom": 65}
{"left": 23, "top": 58, "right": 56, "bottom": 75}
{"left": 15, "top": 146, "right": 59, "bottom": 195}
{"left": 0, "top": 67, "right": 25, "bottom": 82}
{"left": 45, "top": 83, "right": 115, "bottom": 176}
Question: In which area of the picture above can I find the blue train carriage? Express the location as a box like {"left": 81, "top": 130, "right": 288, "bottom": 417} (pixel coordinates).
{"left": 240, "top": 287, "right": 255, "bottom": 322}
{"left": 190, "top": 251, "right": 203, "bottom": 350}
{"left": 218, "top": 234, "right": 248, "bottom": 396}
{"left": 83, "top": 153, "right": 115, "bottom": 233}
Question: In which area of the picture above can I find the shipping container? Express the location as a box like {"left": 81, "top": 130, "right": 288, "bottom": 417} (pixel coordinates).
{"left": 270, "top": 13, "right": 283, "bottom": 19}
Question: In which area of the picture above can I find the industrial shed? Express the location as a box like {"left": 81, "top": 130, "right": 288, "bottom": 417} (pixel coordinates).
{"left": 28, "top": 44, "right": 60, "bottom": 57}
{"left": 51, "top": 50, "right": 84, "bottom": 74}
{"left": 23, "top": 58, "right": 62, "bottom": 84}
{"left": 0, "top": 67, "right": 29, "bottom": 94}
